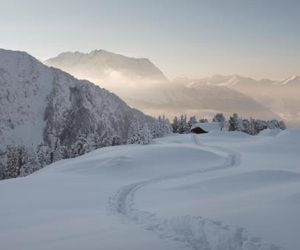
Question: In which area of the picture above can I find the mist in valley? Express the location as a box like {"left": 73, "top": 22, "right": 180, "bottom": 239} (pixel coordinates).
{"left": 46, "top": 50, "right": 300, "bottom": 126}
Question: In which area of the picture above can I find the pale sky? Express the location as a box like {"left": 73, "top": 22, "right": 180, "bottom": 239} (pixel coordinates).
{"left": 0, "top": 0, "right": 299, "bottom": 80}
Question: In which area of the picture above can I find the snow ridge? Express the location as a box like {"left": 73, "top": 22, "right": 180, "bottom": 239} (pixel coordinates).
{"left": 109, "top": 136, "right": 281, "bottom": 250}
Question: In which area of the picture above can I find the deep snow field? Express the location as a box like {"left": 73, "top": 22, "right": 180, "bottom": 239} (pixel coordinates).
{"left": 0, "top": 129, "right": 300, "bottom": 250}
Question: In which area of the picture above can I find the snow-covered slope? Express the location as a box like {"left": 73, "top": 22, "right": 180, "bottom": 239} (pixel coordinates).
{"left": 0, "top": 130, "right": 299, "bottom": 250}
{"left": 0, "top": 49, "right": 170, "bottom": 179}
{"left": 0, "top": 49, "right": 53, "bottom": 148}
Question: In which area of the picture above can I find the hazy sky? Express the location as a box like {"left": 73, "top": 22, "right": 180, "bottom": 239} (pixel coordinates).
{"left": 0, "top": 0, "right": 299, "bottom": 80}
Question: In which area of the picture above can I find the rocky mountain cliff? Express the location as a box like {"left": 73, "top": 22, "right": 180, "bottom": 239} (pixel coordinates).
{"left": 45, "top": 50, "right": 167, "bottom": 84}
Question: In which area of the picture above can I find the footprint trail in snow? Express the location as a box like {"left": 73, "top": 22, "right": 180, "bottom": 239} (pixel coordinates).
{"left": 109, "top": 135, "right": 281, "bottom": 250}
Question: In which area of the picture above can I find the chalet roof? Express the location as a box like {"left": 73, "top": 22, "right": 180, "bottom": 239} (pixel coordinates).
{"left": 191, "top": 122, "right": 221, "bottom": 132}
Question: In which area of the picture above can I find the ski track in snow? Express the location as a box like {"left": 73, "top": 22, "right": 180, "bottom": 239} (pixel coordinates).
{"left": 109, "top": 135, "right": 282, "bottom": 250}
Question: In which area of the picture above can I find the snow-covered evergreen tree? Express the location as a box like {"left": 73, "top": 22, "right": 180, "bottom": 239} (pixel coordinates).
{"left": 4, "top": 146, "right": 40, "bottom": 179}
{"left": 188, "top": 116, "right": 197, "bottom": 130}
{"left": 199, "top": 118, "right": 208, "bottom": 123}
{"left": 150, "top": 115, "right": 172, "bottom": 138}
{"left": 160, "top": 115, "right": 172, "bottom": 136}
{"left": 212, "top": 113, "right": 225, "bottom": 123}
{"left": 4, "top": 146, "right": 25, "bottom": 179}
{"left": 279, "top": 121, "right": 286, "bottom": 130}
{"left": 212, "top": 113, "right": 226, "bottom": 130}
{"left": 127, "top": 121, "right": 152, "bottom": 145}
{"left": 172, "top": 116, "right": 179, "bottom": 133}
{"left": 228, "top": 113, "right": 286, "bottom": 135}
{"left": 178, "top": 114, "right": 189, "bottom": 134}
{"left": 228, "top": 113, "right": 240, "bottom": 131}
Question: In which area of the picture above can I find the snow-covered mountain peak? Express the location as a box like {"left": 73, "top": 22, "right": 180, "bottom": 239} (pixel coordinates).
{"left": 281, "top": 75, "right": 300, "bottom": 85}
{"left": 207, "top": 74, "right": 235, "bottom": 85}
{"left": 0, "top": 48, "right": 44, "bottom": 76}
{"left": 45, "top": 49, "right": 168, "bottom": 82}
{"left": 224, "top": 75, "right": 245, "bottom": 86}
{"left": 194, "top": 74, "right": 256, "bottom": 87}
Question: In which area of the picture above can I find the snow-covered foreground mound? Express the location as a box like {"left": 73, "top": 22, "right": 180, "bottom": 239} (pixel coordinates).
{"left": 0, "top": 130, "right": 299, "bottom": 250}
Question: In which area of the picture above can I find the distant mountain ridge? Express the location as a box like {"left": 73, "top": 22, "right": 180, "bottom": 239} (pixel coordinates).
{"left": 280, "top": 75, "right": 300, "bottom": 86}
{"left": 45, "top": 50, "right": 168, "bottom": 84}
{"left": 0, "top": 49, "right": 170, "bottom": 179}
{"left": 190, "top": 74, "right": 300, "bottom": 126}
{"left": 190, "top": 74, "right": 300, "bottom": 88}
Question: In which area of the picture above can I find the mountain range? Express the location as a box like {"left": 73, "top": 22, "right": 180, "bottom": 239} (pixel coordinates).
{"left": 190, "top": 74, "right": 300, "bottom": 126}
{"left": 189, "top": 74, "right": 300, "bottom": 87}
{"left": 45, "top": 50, "right": 295, "bottom": 122}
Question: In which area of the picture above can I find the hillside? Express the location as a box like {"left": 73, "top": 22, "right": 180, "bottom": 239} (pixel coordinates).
{"left": 0, "top": 49, "right": 170, "bottom": 179}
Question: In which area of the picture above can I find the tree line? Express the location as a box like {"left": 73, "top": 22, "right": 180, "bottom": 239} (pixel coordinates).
{"left": 171, "top": 113, "right": 286, "bottom": 135}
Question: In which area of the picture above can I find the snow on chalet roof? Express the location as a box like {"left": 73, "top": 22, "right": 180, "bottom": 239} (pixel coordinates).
{"left": 191, "top": 122, "right": 221, "bottom": 132}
